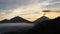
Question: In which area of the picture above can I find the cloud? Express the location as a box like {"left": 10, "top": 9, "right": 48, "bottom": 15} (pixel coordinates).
{"left": 0, "top": 4, "right": 45, "bottom": 21}
{"left": 0, "top": 0, "right": 60, "bottom": 21}
{"left": 3, "top": 5, "right": 44, "bottom": 19}
{"left": 0, "top": 0, "right": 60, "bottom": 14}
{"left": 0, "top": 0, "right": 38, "bottom": 15}
{"left": 0, "top": 0, "right": 38, "bottom": 10}
{"left": 0, "top": 0, "right": 39, "bottom": 15}
{"left": 38, "top": 0, "right": 60, "bottom": 10}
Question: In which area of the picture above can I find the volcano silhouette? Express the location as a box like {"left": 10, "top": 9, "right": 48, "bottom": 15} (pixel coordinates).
{"left": 0, "top": 16, "right": 32, "bottom": 23}
{"left": 34, "top": 16, "right": 50, "bottom": 23}
{"left": 10, "top": 16, "right": 32, "bottom": 23}
{"left": 23, "top": 17, "right": 60, "bottom": 34}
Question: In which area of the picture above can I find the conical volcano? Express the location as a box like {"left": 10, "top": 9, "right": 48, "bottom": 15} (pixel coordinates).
{"left": 10, "top": 16, "right": 32, "bottom": 23}
{"left": 0, "top": 16, "right": 32, "bottom": 23}
{"left": 34, "top": 16, "right": 50, "bottom": 23}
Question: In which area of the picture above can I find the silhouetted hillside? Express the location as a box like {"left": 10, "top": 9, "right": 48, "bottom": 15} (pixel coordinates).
{"left": 10, "top": 16, "right": 32, "bottom": 23}
{"left": 4, "top": 17, "right": 60, "bottom": 34}
{"left": 28, "top": 17, "right": 60, "bottom": 34}
{"left": 52, "top": 17, "right": 60, "bottom": 23}
{"left": 24, "top": 17, "right": 60, "bottom": 34}
{"left": 34, "top": 16, "right": 50, "bottom": 23}
{"left": 3, "top": 16, "right": 60, "bottom": 34}
{"left": 0, "top": 19, "right": 9, "bottom": 23}
{"left": 0, "top": 16, "right": 32, "bottom": 23}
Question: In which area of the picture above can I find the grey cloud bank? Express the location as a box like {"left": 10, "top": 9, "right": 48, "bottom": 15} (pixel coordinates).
{"left": 0, "top": 0, "right": 60, "bottom": 12}
{"left": 0, "top": 0, "right": 60, "bottom": 20}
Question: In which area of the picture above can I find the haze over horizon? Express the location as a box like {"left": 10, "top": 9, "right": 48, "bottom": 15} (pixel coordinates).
{"left": 0, "top": 0, "right": 60, "bottom": 21}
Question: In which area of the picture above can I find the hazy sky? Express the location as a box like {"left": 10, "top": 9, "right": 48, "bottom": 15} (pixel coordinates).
{"left": 0, "top": 0, "right": 60, "bottom": 21}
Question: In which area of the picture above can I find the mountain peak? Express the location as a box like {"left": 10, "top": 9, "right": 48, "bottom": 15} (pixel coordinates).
{"left": 10, "top": 16, "right": 23, "bottom": 20}
{"left": 9, "top": 16, "right": 32, "bottom": 23}
{"left": 34, "top": 16, "right": 50, "bottom": 23}
{"left": 0, "top": 16, "right": 32, "bottom": 23}
{"left": 40, "top": 16, "right": 50, "bottom": 19}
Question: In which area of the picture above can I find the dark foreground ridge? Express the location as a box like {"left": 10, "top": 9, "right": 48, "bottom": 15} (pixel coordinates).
{"left": 25, "top": 16, "right": 60, "bottom": 34}
{"left": 3, "top": 16, "right": 60, "bottom": 34}
{"left": 0, "top": 16, "right": 32, "bottom": 23}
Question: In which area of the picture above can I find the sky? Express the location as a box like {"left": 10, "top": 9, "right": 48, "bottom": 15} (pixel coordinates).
{"left": 0, "top": 0, "right": 60, "bottom": 21}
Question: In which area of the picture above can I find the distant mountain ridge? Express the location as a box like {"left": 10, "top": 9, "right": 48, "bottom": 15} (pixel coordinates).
{"left": 0, "top": 16, "right": 59, "bottom": 23}
{"left": 33, "top": 16, "right": 51, "bottom": 23}
{"left": 0, "top": 16, "right": 32, "bottom": 23}
{"left": 10, "top": 16, "right": 32, "bottom": 23}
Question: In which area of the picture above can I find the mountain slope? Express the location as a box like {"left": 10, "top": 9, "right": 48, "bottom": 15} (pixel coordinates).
{"left": 0, "top": 16, "right": 32, "bottom": 23}
{"left": 0, "top": 19, "right": 9, "bottom": 23}
{"left": 34, "top": 16, "right": 50, "bottom": 23}
{"left": 10, "top": 16, "right": 32, "bottom": 23}
{"left": 24, "top": 17, "right": 60, "bottom": 34}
